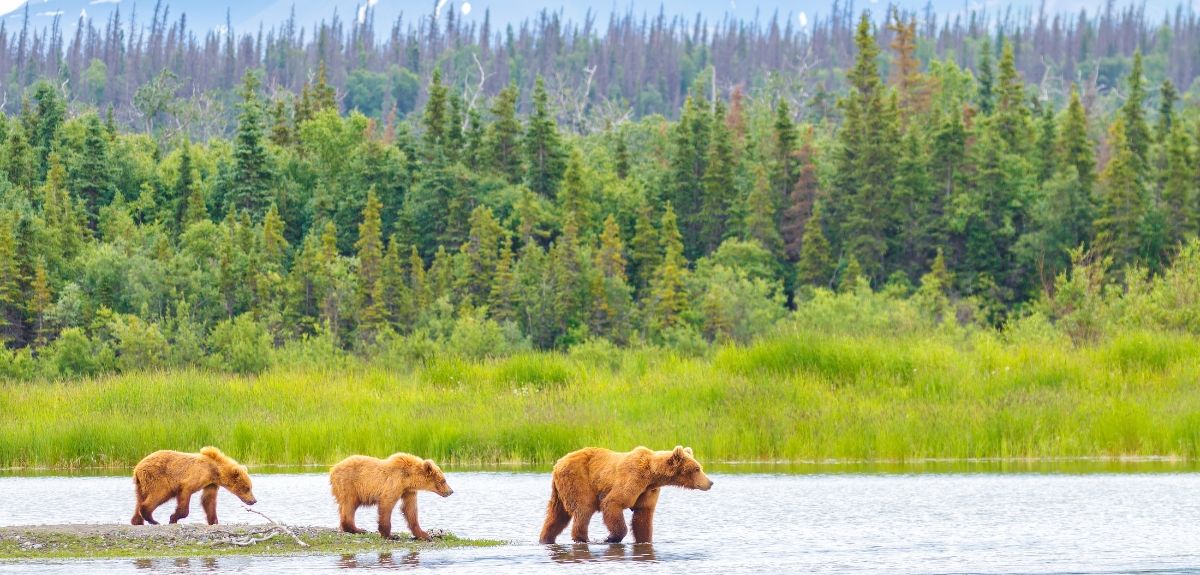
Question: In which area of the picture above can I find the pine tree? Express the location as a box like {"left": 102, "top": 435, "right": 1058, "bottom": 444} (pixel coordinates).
{"left": 888, "top": 9, "right": 927, "bottom": 117}
{"left": 268, "top": 95, "right": 293, "bottom": 147}
{"left": 796, "top": 200, "right": 834, "bottom": 288}
{"left": 408, "top": 245, "right": 429, "bottom": 309}
{"left": 355, "top": 188, "right": 386, "bottom": 342}
{"left": 262, "top": 203, "right": 289, "bottom": 269}
{"left": 524, "top": 75, "right": 567, "bottom": 198}
{"left": 3, "top": 121, "right": 32, "bottom": 191}
{"left": 1095, "top": 117, "right": 1147, "bottom": 269}
{"left": 484, "top": 81, "right": 523, "bottom": 183}
{"left": 381, "top": 235, "right": 413, "bottom": 329}
{"left": 226, "top": 69, "right": 276, "bottom": 220}
{"left": 992, "top": 40, "right": 1032, "bottom": 152}
{"left": 172, "top": 142, "right": 196, "bottom": 230}
{"left": 667, "top": 94, "right": 711, "bottom": 258}
{"left": 590, "top": 214, "right": 633, "bottom": 340}
{"left": 312, "top": 61, "right": 337, "bottom": 113}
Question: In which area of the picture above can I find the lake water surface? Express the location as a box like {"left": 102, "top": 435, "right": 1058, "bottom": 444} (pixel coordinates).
{"left": 2, "top": 469, "right": 1200, "bottom": 573}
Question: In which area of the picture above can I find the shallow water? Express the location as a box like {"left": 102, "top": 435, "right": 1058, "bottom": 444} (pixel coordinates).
{"left": 3, "top": 471, "right": 1200, "bottom": 573}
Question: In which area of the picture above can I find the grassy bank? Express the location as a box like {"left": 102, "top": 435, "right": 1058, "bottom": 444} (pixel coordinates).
{"left": 4, "top": 317, "right": 1200, "bottom": 468}
{"left": 0, "top": 525, "right": 501, "bottom": 560}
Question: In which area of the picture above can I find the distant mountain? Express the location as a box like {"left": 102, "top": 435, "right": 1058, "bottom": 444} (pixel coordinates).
{"left": 1, "top": 0, "right": 1188, "bottom": 42}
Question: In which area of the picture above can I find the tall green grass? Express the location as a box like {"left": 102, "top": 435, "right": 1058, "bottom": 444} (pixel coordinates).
{"left": 5, "top": 327, "right": 1200, "bottom": 468}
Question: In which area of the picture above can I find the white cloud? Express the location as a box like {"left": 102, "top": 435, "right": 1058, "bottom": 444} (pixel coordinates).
{"left": 798, "top": 11, "right": 806, "bottom": 27}
{"left": 461, "top": 2, "right": 470, "bottom": 15}
{"left": 434, "top": 0, "right": 448, "bottom": 18}
{"left": 356, "top": 0, "right": 379, "bottom": 24}
{"left": 36, "top": 9, "right": 62, "bottom": 15}
{"left": 89, "top": 0, "right": 119, "bottom": 4}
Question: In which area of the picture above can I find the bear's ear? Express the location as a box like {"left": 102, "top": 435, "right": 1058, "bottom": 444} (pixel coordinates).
{"left": 423, "top": 460, "right": 435, "bottom": 474}
{"left": 669, "top": 446, "right": 685, "bottom": 465}
{"left": 684, "top": 447, "right": 693, "bottom": 456}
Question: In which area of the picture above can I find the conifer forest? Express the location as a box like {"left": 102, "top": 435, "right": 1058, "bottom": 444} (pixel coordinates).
{"left": 4, "top": 1, "right": 1200, "bottom": 378}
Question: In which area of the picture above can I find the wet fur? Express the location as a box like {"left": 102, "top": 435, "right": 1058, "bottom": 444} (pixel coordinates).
{"left": 539, "top": 446, "right": 713, "bottom": 544}
{"left": 329, "top": 453, "right": 454, "bottom": 540}
{"left": 130, "top": 447, "right": 256, "bottom": 526}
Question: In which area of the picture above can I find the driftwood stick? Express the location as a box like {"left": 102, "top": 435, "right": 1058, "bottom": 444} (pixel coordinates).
{"left": 243, "top": 506, "right": 310, "bottom": 547}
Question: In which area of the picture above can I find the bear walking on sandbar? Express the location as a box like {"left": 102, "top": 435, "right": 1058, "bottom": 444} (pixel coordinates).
{"left": 539, "top": 446, "right": 713, "bottom": 544}
{"left": 130, "top": 447, "right": 257, "bottom": 525}
{"left": 329, "top": 453, "right": 454, "bottom": 540}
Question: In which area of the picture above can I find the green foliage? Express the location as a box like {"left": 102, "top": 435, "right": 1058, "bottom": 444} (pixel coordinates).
{"left": 207, "top": 313, "right": 274, "bottom": 373}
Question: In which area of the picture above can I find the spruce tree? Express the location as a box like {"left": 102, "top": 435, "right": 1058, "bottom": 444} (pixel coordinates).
{"left": 1059, "top": 84, "right": 1096, "bottom": 195}
{"left": 773, "top": 98, "right": 798, "bottom": 208}
{"left": 614, "top": 127, "right": 630, "bottom": 180}
{"left": 1160, "top": 123, "right": 1196, "bottom": 244}
{"left": 796, "top": 200, "right": 834, "bottom": 288}
{"left": 459, "top": 205, "right": 504, "bottom": 305}
{"left": 355, "top": 188, "right": 386, "bottom": 342}
{"left": 73, "top": 112, "right": 115, "bottom": 220}
{"left": 1121, "top": 50, "right": 1152, "bottom": 173}
{"left": 3, "top": 122, "right": 32, "bottom": 191}
{"left": 742, "top": 166, "right": 785, "bottom": 256}
{"left": 484, "top": 82, "right": 523, "bottom": 183}
{"left": 422, "top": 68, "right": 449, "bottom": 158}
{"left": 28, "top": 257, "right": 51, "bottom": 345}
{"left": 0, "top": 217, "right": 19, "bottom": 341}
{"left": 227, "top": 69, "right": 276, "bottom": 220}
{"left": 318, "top": 220, "right": 342, "bottom": 334}
{"left": 667, "top": 94, "right": 711, "bottom": 258}
{"left": 647, "top": 203, "right": 689, "bottom": 331}
{"left": 700, "top": 100, "right": 736, "bottom": 253}
{"left": 1035, "top": 103, "right": 1058, "bottom": 184}
{"left": 1157, "top": 78, "right": 1178, "bottom": 144}
{"left": 559, "top": 146, "right": 594, "bottom": 231}
{"left": 183, "top": 185, "right": 209, "bottom": 228}
{"left": 1095, "top": 117, "right": 1146, "bottom": 269}
{"left": 172, "top": 143, "right": 196, "bottom": 230}
{"left": 524, "top": 75, "right": 567, "bottom": 198}
{"left": 629, "top": 203, "right": 661, "bottom": 293}
{"left": 782, "top": 137, "right": 818, "bottom": 261}
{"left": 488, "top": 235, "right": 517, "bottom": 322}
{"left": 976, "top": 39, "right": 995, "bottom": 115}
{"left": 839, "top": 254, "right": 863, "bottom": 293}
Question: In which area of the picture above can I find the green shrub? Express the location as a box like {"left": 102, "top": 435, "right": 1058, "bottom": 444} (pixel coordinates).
{"left": 207, "top": 313, "right": 273, "bottom": 374}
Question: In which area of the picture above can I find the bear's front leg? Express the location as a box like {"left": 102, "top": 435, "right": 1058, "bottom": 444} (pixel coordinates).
{"left": 169, "top": 489, "right": 193, "bottom": 523}
{"left": 201, "top": 486, "right": 220, "bottom": 525}
{"left": 600, "top": 497, "right": 629, "bottom": 543}
{"left": 630, "top": 488, "right": 660, "bottom": 543}
{"left": 377, "top": 496, "right": 400, "bottom": 539}
{"left": 401, "top": 492, "right": 430, "bottom": 541}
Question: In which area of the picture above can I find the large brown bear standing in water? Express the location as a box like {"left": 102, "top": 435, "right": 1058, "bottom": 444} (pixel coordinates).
{"left": 329, "top": 453, "right": 454, "bottom": 540}
{"left": 539, "top": 446, "right": 713, "bottom": 544}
{"left": 130, "top": 447, "right": 257, "bottom": 525}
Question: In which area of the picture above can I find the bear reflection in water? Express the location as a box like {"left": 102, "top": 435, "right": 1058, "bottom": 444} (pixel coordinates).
{"left": 338, "top": 551, "right": 421, "bottom": 568}
{"left": 548, "top": 542, "right": 659, "bottom": 563}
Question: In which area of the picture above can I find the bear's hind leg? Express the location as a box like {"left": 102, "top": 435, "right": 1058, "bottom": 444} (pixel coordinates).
{"left": 201, "top": 486, "right": 220, "bottom": 525}
{"left": 139, "top": 491, "right": 173, "bottom": 525}
{"left": 338, "top": 498, "right": 366, "bottom": 534}
{"left": 169, "top": 489, "right": 194, "bottom": 524}
{"left": 539, "top": 484, "right": 571, "bottom": 544}
{"left": 131, "top": 484, "right": 146, "bottom": 525}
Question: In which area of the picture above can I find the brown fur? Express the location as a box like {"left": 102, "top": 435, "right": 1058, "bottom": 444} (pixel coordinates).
{"left": 329, "top": 453, "right": 454, "bottom": 540}
{"left": 539, "top": 446, "right": 713, "bottom": 544}
{"left": 130, "top": 447, "right": 256, "bottom": 526}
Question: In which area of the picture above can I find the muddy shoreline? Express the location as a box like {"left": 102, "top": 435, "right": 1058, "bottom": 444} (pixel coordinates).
{"left": 0, "top": 524, "right": 503, "bottom": 559}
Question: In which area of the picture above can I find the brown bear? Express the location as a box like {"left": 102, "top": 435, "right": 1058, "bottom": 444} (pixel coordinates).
{"left": 539, "top": 445, "right": 713, "bottom": 544}
{"left": 130, "top": 446, "right": 257, "bottom": 526}
{"left": 329, "top": 453, "right": 454, "bottom": 540}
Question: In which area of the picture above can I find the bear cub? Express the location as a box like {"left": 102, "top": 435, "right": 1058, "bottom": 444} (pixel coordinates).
{"left": 540, "top": 446, "right": 712, "bottom": 544}
{"left": 131, "top": 446, "right": 257, "bottom": 525}
{"left": 329, "top": 453, "right": 454, "bottom": 540}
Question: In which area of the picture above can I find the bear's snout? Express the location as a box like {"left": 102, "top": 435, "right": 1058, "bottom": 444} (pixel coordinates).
{"left": 440, "top": 488, "right": 454, "bottom": 497}
{"left": 242, "top": 495, "right": 258, "bottom": 505}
